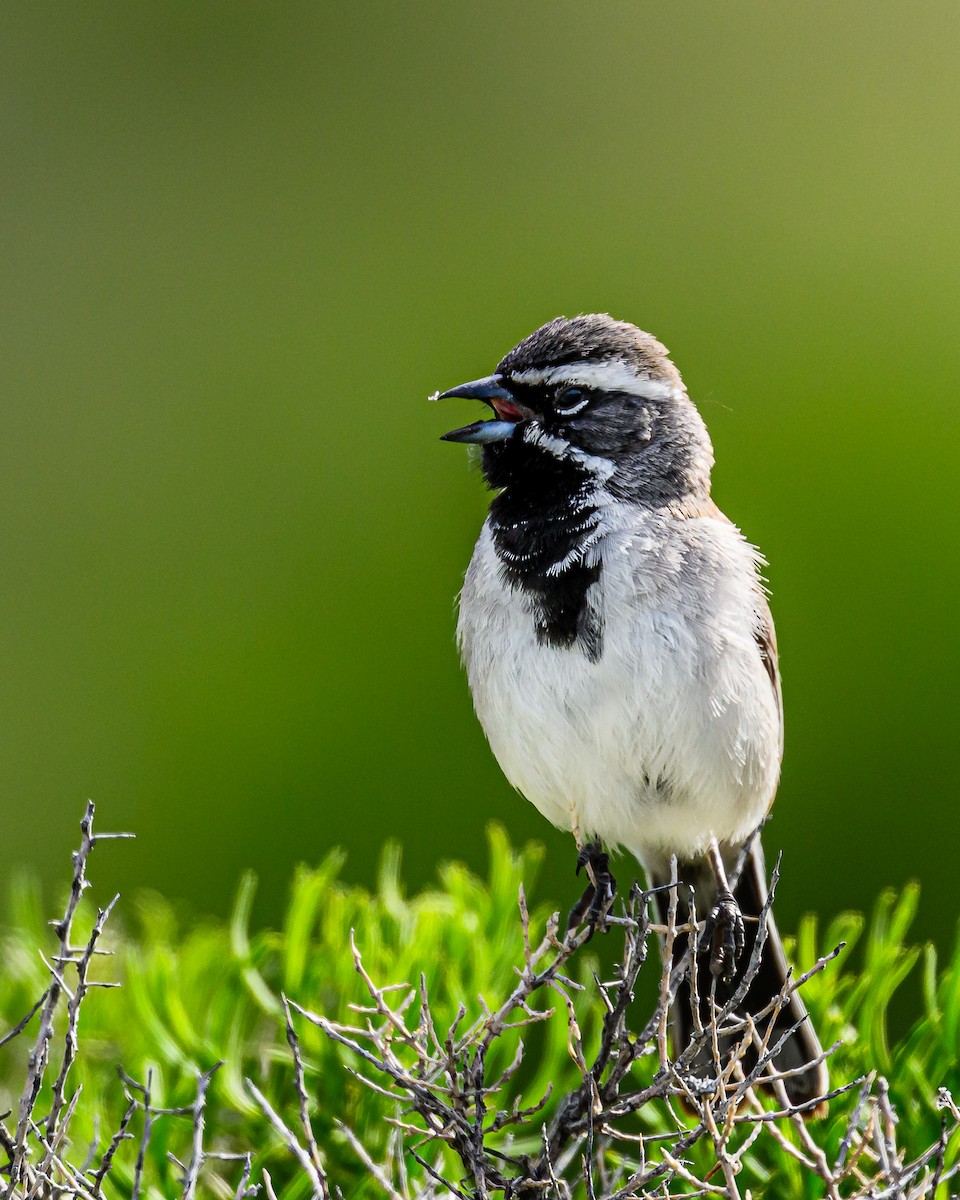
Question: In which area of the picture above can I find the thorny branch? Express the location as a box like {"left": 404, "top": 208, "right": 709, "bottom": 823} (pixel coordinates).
{"left": 0, "top": 805, "right": 956, "bottom": 1199}
{"left": 0, "top": 804, "right": 255, "bottom": 1200}
{"left": 2, "top": 802, "right": 132, "bottom": 1200}
{"left": 291, "top": 871, "right": 959, "bottom": 1199}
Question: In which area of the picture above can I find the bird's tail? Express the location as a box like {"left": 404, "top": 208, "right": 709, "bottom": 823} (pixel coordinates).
{"left": 652, "top": 838, "right": 828, "bottom": 1111}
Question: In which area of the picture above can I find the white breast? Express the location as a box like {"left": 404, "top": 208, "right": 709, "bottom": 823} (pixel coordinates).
{"left": 456, "top": 507, "right": 781, "bottom": 869}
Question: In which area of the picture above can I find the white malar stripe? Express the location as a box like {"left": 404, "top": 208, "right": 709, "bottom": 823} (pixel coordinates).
{"left": 521, "top": 423, "right": 616, "bottom": 481}
{"left": 509, "top": 360, "right": 682, "bottom": 401}
{"left": 521, "top": 424, "right": 571, "bottom": 459}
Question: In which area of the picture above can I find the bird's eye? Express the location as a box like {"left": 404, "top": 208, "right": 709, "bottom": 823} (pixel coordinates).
{"left": 555, "top": 386, "right": 589, "bottom": 415}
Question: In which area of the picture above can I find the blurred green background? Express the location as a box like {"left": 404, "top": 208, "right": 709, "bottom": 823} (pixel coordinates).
{"left": 1, "top": 3, "right": 958, "bottom": 947}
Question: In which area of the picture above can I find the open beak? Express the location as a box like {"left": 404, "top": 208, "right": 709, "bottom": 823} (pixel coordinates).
{"left": 434, "top": 374, "right": 534, "bottom": 444}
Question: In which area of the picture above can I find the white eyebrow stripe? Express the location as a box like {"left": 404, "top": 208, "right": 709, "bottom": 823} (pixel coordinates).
{"left": 509, "top": 360, "right": 680, "bottom": 401}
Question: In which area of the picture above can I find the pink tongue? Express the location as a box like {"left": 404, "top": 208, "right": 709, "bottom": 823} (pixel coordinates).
{"left": 492, "top": 399, "right": 524, "bottom": 422}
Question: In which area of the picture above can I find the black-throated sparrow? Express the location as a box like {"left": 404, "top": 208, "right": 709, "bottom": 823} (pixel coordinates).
{"left": 436, "top": 314, "right": 827, "bottom": 1106}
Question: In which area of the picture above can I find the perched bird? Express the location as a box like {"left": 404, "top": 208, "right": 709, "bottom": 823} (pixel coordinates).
{"left": 436, "top": 314, "right": 827, "bottom": 1106}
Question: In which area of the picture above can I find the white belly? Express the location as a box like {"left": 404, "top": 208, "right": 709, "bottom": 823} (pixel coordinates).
{"left": 457, "top": 514, "right": 781, "bottom": 868}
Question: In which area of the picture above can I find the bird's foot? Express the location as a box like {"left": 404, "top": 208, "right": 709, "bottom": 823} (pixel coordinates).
{"left": 705, "top": 887, "right": 745, "bottom": 982}
{"left": 566, "top": 842, "right": 617, "bottom": 940}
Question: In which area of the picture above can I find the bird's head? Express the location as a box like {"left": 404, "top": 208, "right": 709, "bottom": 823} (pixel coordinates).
{"left": 435, "top": 314, "right": 714, "bottom": 505}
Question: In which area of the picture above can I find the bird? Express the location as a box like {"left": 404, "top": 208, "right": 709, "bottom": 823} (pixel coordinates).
{"left": 434, "top": 313, "right": 828, "bottom": 1107}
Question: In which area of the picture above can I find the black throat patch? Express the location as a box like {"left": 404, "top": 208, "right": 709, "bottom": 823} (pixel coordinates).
{"left": 484, "top": 437, "right": 605, "bottom": 661}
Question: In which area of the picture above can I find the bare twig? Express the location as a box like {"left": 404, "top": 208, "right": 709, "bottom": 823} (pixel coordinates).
{"left": 3, "top": 802, "right": 132, "bottom": 1200}
{"left": 245, "top": 1078, "right": 330, "bottom": 1199}
{"left": 282, "top": 995, "right": 329, "bottom": 1192}
{"left": 180, "top": 1062, "right": 223, "bottom": 1200}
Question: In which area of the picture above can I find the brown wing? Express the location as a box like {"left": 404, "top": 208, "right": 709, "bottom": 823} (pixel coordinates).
{"left": 754, "top": 595, "right": 784, "bottom": 763}
{"left": 693, "top": 498, "right": 784, "bottom": 764}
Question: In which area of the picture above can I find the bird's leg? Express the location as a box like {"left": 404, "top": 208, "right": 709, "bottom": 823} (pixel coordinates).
{"left": 566, "top": 841, "right": 617, "bottom": 939}
{"left": 704, "top": 838, "right": 744, "bottom": 982}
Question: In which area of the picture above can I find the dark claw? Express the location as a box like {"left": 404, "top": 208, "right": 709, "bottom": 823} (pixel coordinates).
{"left": 566, "top": 842, "right": 617, "bottom": 940}
{"left": 706, "top": 888, "right": 745, "bottom": 982}
{"left": 566, "top": 885, "right": 593, "bottom": 935}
